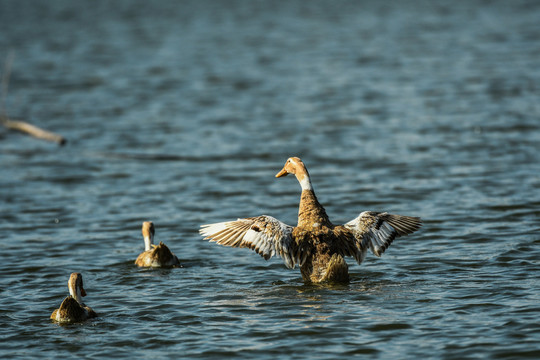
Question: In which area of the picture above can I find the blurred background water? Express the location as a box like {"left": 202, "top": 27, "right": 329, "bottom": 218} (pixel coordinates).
{"left": 0, "top": 0, "right": 539, "bottom": 359}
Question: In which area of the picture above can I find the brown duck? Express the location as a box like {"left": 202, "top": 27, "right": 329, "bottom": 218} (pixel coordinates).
{"left": 200, "top": 157, "right": 422, "bottom": 283}
{"left": 135, "top": 221, "right": 180, "bottom": 267}
{"left": 50, "top": 272, "right": 98, "bottom": 323}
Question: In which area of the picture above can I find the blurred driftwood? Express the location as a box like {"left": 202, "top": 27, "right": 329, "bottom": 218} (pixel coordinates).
{"left": 1, "top": 51, "right": 66, "bottom": 146}
{"left": 1, "top": 116, "right": 66, "bottom": 145}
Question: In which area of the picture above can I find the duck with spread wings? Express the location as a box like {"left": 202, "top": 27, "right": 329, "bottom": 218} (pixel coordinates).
{"left": 200, "top": 157, "right": 421, "bottom": 283}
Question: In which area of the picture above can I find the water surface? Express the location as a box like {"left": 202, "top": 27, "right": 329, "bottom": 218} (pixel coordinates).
{"left": 1, "top": 0, "right": 539, "bottom": 359}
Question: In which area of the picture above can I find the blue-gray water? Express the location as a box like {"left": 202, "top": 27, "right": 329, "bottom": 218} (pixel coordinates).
{"left": 1, "top": 0, "right": 539, "bottom": 359}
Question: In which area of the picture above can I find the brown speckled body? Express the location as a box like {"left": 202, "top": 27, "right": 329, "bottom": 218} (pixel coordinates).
{"left": 50, "top": 296, "right": 97, "bottom": 323}
{"left": 295, "top": 190, "right": 350, "bottom": 283}
{"left": 135, "top": 241, "right": 180, "bottom": 267}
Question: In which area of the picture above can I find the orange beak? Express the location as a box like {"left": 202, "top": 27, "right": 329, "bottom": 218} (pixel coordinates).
{"left": 275, "top": 168, "right": 288, "bottom": 178}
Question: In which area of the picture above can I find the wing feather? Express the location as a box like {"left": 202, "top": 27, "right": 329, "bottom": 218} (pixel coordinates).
{"left": 344, "top": 211, "right": 421, "bottom": 258}
{"left": 200, "top": 215, "right": 297, "bottom": 268}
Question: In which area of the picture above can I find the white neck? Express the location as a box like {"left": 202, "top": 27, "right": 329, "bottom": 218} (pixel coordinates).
{"left": 298, "top": 174, "right": 313, "bottom": 191}
{"left": 144, "top": 235, "right": 153, "bottom": 251}
{"left": 69, "top": 285, "right": 84, "bottom": 304}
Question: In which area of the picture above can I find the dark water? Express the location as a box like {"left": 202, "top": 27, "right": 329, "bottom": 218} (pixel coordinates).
{"left": 1, "top": 0, "right": 539, "bottom": 358}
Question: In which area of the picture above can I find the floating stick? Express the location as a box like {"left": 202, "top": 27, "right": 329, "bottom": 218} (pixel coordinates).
{"left": 1, "top": 52, "right": 66, "bottom": 146}
{"left": 1, "top": 116, "right": 66, "bottom": 145}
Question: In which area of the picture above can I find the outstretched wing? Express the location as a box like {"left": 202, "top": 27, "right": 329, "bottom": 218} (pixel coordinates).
{"left": 200, "top": 215, "right": 299, "bottom": 268}
{"left": 344, "top": 211, "right": 422, "bottom": 258}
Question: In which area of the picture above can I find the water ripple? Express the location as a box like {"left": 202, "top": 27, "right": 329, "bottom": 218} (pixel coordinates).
{"left": 1, "top": 0, "right": 540, "bottom": 359}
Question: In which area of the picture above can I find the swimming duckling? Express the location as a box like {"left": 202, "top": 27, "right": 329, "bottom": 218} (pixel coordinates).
{"left": 135, "top": 221, "right": 180, "bottom": 267}
{"left": 50, "top": 272, "right": 97, "bottom": 323}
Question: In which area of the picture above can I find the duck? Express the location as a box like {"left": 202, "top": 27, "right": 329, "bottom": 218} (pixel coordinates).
{"left": 50, "top": 272, "right": 98, "bottom": 323}
{"left": 200, "top": 157, "right": 422, "bottom": 283}
{"left": 135, "top": 221, "right": 180, "bottom": 267}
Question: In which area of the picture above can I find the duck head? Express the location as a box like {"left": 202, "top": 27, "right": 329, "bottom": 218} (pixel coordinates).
{"left": 276, "top": 157, "right": 313, "bottom": 190}
{"left": 142, "top": 221, "right": 155, "bottom": 251}
{"left": 68, "top": 272, "right": 86, "bottom": 304}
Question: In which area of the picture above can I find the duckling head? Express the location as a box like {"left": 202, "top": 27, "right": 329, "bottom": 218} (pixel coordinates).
{"left": 68, "top": 272, "right": 86, "bottom": 304}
